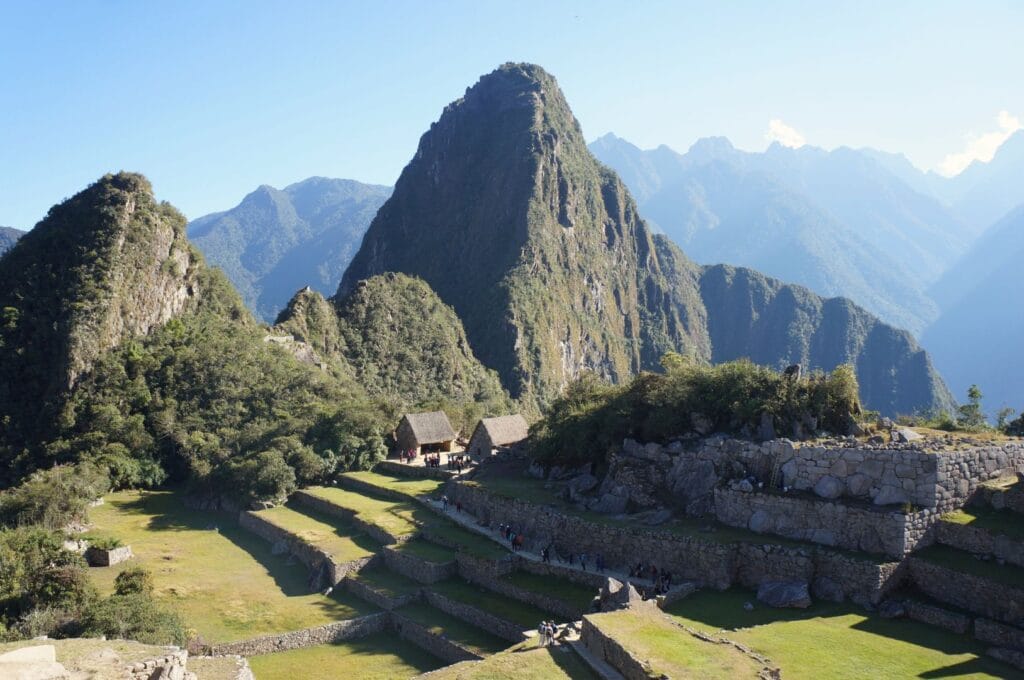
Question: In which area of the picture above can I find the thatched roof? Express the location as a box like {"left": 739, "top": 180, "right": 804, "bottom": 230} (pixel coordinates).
{"left": 474, "top": 414, "right": 529, "bottom": 447}
{"left": 401, "top": 411, "right": 457, "bottom": 444}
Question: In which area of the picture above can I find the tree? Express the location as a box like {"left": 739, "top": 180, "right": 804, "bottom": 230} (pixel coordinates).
{"left": 957, "top": 384, "right": 987, "bottom": 429}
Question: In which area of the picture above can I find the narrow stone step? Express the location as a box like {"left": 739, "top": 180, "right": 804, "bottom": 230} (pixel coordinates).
{"left": 567, "top": 640, "right": 625, "bottom": 680}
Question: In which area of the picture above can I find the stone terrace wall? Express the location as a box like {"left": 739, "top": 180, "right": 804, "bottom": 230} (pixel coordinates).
{"left": 391, "top": 612, "right": 481, "bottom": 664}
{"left": 451, "top": 482, "right": 900, "bottom": 603}
{"left": 581, "top": 615, "right": 650, "bottom": 680}
{"left": 713, "top": 487, "right": 935, "bottom": 557}
{"left": 937, "top": 520, "right": 1024, "bottom": 568}
{"left": 207, "top": 613, "right": 388, "bottom": 656}
{"left": 976, "top": 619, "right": 1024, "bottom": 652}
{"left": 125, "top": 648, "right": 188, "bottom": 680}
{"left": 378, "top": 461, "right": 455, "bottom": 480}
{"left": 905, "top": 600, "right": 972, "bottom": 634}
{"left": 424, "top": 590, "right": 527, "bottom": 643}
{"left": 382, "top": 547, "right": 456, "bottom": 584}
{"left": 455, "top": 553, "right": 514, "bottom": 584}
{"left": 291, "top": 490, "right": 400, "bottom": 545}
{"left": 461, "top": 568, "right": 587, "bottom": 621}
{"left": 908, "top": 557, "right": 1024, "bottom": 625}
{"left": 934, "top": 447, "right": 1024, "bottom": 511}
{"left": 516, "top": 557, "right": 608, "bottom": 589}
{"left": 344, "top": 576, "right": 420, "bottom": 611}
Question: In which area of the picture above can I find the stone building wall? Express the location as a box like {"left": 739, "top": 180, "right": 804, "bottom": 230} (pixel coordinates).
{"left": 85, "top": 545, "right": 134, "bottom": 567}
{"left": 291, "top": 490, "right": 400, "bottom": 545}
{"left": 382, "top": 546, "right": 456, "bottom": 584}
{"left": 390, "top": 612, "right": 481, "bottom": 664}
{"left": 908, "top": 558, "right": 1024, "bottom": 625}
{"left": 424, "top": 590, "right": 527, "bottom": 643}
{"left": 206, "top": 613, "right": 388, "bottom": 656}
{"left": 937, "top": 520, "right": 1024, "bottom": 568}
{"left": 713, "top": 487, "right": 935, "bottom": 557}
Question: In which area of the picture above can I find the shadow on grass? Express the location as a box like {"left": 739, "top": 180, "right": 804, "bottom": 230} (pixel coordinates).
{"left": 664, "top": 588, "right": 830, "bottom": 631}
{"left": 918, "top": 657, "right": 1017, "bottom": 678}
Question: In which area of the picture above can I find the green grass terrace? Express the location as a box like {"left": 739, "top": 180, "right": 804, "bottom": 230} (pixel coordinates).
{"left": 252, "top": 502, "right": 379, "bottom": 563}
{"left": 431, "top": 578, "right": 560, "bottom": 629}
{"left": 941, "top": 506, "right": 1024, "bottom": 541}
{"left": 85, "top": 490, "right": 377, "bottom": 644}
{"left": 247, "top": 632, "right": 444, "bottom": 680}
{"left": 665, "top": 588, "right": 1017, "bottom": 679}
{"left": 395, "top": 602, "right": 510, "bottom": 656}
{"left": 424, "top": 642, "right": 600, "bottom": 680}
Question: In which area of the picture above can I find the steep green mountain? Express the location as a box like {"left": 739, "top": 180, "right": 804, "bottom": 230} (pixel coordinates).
{"left": 0, "top": 226, "right": 24, "bottom": 256}
{"left": 188, "top": 177, "right": 390, "bottom": 321}
{"left": 923, "top": 205, "right": 1024, "bottom": 413}
{"left": 276, "top": 274, "right": 512, "bottom": 431}
{"left": 340, "top": 63, "right": 952, "bottom": 416}
{"left": 0, "top": 173, "right": 385, "bottom": 497}
{"left": 590, "top": 134, "right": 966, "bottom": 334}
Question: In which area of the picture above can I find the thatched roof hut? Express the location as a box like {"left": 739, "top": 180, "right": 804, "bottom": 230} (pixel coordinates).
{"left": 395, "top": 411, "right": 457, "bottom": 454}
{"left": 467, "top": 414, "right": 529, "bottom": 458}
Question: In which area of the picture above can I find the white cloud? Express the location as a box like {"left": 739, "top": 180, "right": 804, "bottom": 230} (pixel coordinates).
{"left": 937, "top": 110, "right": 1021, "bottom": 177}
{"left": 765, "top": 119, "right": 806, "bottom": 148}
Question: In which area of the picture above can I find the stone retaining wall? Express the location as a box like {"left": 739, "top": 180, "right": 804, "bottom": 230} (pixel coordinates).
{"left": 291, "top": 490, "right": 400, "bottom": 545}
{"left": 126, "top": 648, "right": 188, "bottom": 680}
{"left": 85, "top": 545, "right": 134, "bottom": 567}
{"left": 976, "top": 619, "right": 1024, "bottom": 652}
{"left": 344, "top": 576, "right": 420, "bottom": 610}
{"left": 934, "top": 448, "right": 1024, "bottom": 511}
{"left": 338, "top": 474, "right": 414, "bottom": 504}
{"left": 206, "top": 613, "right": 388, "bottom": 656}
{"left": 714, "top": 487, "right": 935, "bottom": 557}
{"left": 383, "top": 547, "right": 456, "bottom": 584}
{"left": 581, "top": 615, "right": 656, "bottom": 680}
{"left": 462, "top": 570, "right": 585, "bottom": 621}
{"left": 390, "top": 612, "right": 481, "bottom": 664}
{"left": 424, "top": 590, "right": 527, "bottom": 643}
{"left": 908, "top": 558, "right": 1024, "bottom": 625}
{"left": 937, "top": 520, "right": 1024, "bottom": 568}
{"left": 454, "top": 553, "right": 514, "bottom": 584}
{"left": 516, "top": 558, "right": 609, "bottom": 589}
{"left": 451, "top": 481, "right": 899, "bottom": 604}
{"left": 905, "top": 600, "right": 972, "bottom": 634}
{"left": 378, "top": 461, "right": 455, "bottom": 480}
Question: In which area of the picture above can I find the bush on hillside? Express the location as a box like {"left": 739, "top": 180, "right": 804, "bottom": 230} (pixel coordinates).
{"left": 0, "top": 463, "right": 109, "bottom": 530}
{"left": 114, "top": 566, "right": 154, "bottom": 596}
{"left": 531, "top": 355, "right": 861, "bottom": 467}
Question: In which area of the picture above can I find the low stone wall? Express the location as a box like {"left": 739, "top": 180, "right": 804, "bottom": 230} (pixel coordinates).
{"left": 452, "top": 481, "right": 900, "bottom": 604}
{"left": 291, "top": 490, "right": 400, "bottom": 545}
{"left": 378, "top": 461, "right": 456, "bottom": 481}
{"left": 463, "top": 570, "right": 586, "bottom": 621}
{"left": 206, "top": 613, "right": 388, "bottom": 656}
{"left": 813, "top": 552, "right": 904, "bottom": 605}
{"left": 714, "top": 487, "right": 936, "bottom": 557}
{"left": 85, "top": 545, "right": 134, "bottom": 567}
{"left": 937, "top": 520, "right": 1024, "bottom": 568}
{"left": 126, "top": 648, "right": 189, "bottom": 680}
{"left": 383, "top": 547, "right": 456, "bottom": 584}
{"left": 905, "top": 600, "right": 972, "bottom": 634}
{"left": 976, "top": 619, "right": 1024, "bottom": 652}
{"left": 424, "top": 590, "right": 527, "bottom": 643}
{"left": 581, "top": 615, "right": 655, "bottom": 680}
{"left": 516, "top": 558, "right": 608, "bottom": 589}
{"left": 908, "top": 557, "right": 1024, "bottom": 625}
{"left": 390, "top": 611, "right": 481, "bottom": 664}
{"left": 338, "top": 474, "right": 413, "bottom": 504}
{"left": 344, "top": 576, "right": 420, "bottom": 611}
{"left": 454, "top": 553, "right": 514, "bottom": 584}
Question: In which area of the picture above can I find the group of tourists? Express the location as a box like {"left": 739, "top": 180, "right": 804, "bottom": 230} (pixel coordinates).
{"left": 538, "top": 544, "right": 604, "bottom": 573}
{"left": 537, "top": 620, "right": 558, "bottom": 646}
{"left": 423, "top": 454, "right": 443, "bottom": 468}
{"left": 629, "top": 562, "right": 673, "bottom": 595}
{"left": 446, "top": 454, "right": 469, "bottom": 472}
{"left": 498, "top": 523, "right": 525, "bottom": 551}
{"left": 400, "top": 448, "right": 417, "bottom": 463}
{"left": 440, "top": 494, "right": 463, "bottom": 513}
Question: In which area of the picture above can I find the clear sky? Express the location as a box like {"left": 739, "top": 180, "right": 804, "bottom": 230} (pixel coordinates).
{"left": 2, "top": 0, "right": 1022, "bottom": 229}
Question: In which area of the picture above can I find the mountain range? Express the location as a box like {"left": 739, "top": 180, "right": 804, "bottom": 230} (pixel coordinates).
{"left": 0, "top": 226, "right": 24, "bottom": 256}
{"left": 340, "top": 63, "right": 953, "bottom": 416}
{"left": 188, "top": 177, "right": 391, "bottom": 321}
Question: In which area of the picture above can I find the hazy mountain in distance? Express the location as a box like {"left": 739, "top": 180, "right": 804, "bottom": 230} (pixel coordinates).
{"left": 924, "top": 204, "right": 1024, "bottom": 413}
{"left": 341, "top": 63, "right": 953, "bottom": 416}
{"left": 591, "top": 134, "right": 962, "bottom": 334}
{"left": 0, "top": 226, "right": 24, "bottom": 256}
{"left": 188, "top": 177, "right": 391, "bottom": 321}
{"left": 943, "top": 130, "right": 1024, "bottom": 233}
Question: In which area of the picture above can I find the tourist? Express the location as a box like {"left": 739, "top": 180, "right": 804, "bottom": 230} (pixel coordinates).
{"left": 595, "top": 553, "right": 604, "bottom": 573}
{"left": 579, "top": 552, "right": 588, "bottom": 571}
{"left": 513, "top": 533, "right": 524, "bottom": 552}
{"left": 456, "top": 500, "right": 462, "bottom": 513}
{"left": 441, "top": 494, "right": 449, "bottom": 511}
{"left": 567, "top": 552, "right": 575, "bottom": 566}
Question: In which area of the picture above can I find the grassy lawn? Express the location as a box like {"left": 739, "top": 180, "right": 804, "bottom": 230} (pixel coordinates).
{"left": 395, "top": 537, "right": 458, "bottom": 563}
{"left": 502, "top": 571, "right": 597, "bottom": 612}
{"left": 184, "top": 656, "right": 247, "bottom": 680}
{"left": 396, "top": 602, "right": 510, "bottom": 656}
{"left": 424, "top": 516, "right": 510, "bottom": 560}
{"left": 425, "top": 643, "right": 600, "bottom": 680}
{"left": 915, "top": 544, "right": 1024, "bottom": 588}
{"left": 350, "top": 565, "right": 422, "bottom": 598}
{"left": 342, "top": 469, "right": 446, "bottom": 498}
{"left": 86, "top": 490, "right": 376, "bottom": 643}
{"left": 665, "top": 588, "right": 1017, "bottom": 679}
{"left": 586, "top": 609, "right": 766, "bottom": 679}
{"left": 942, "top": 507, "right": 1024, "bottom": 541}
{"left": 303, "top": 486, "right": 428, "bottom": 538}
{"left": 247, "top": 633, "right": 444, "bottom": 680}
{"left": 252, "top": 503, "right": 379, "bottom": 563}
{"left": 432, "top": 579, "right": 556, "bottom": 628}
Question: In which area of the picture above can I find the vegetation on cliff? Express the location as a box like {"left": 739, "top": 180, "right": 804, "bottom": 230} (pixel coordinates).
{"left": 531, "top": 354, "right": 861, "bottom": 467}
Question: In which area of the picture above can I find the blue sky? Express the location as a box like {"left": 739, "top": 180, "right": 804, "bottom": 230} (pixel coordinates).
{"left": 1, "top": 0, "right": 1022, "bottom": 228}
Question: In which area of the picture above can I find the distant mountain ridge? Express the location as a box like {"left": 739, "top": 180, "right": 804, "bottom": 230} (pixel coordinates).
{"left": 590, "top": 133, "right": 969, "bottom": 335}
{"left": 189, "top": 177, "right": 390, "bottom": 321}
{"left": 0, "top": 226, "right": 24, "bottom": 256}
{"left": 340, "top": 63, "right": 953, "bottom": 416}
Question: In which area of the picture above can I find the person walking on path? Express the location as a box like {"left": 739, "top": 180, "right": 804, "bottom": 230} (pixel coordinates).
{"left": 441, "top": 494, "right": 449, "bottom": 512}
{"left": 538, "top": 621, "right": 547, "bottom": 646}
{"left": 580, "top": 552, "right": 588, "bottom": 572}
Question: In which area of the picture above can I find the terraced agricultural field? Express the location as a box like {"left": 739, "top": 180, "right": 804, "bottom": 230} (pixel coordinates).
{"left": 423, "top": 643, "right": 600, "bottom": 679}
{"left": 253, "top": 502, "right": 379, "bottom": 562}
{"left": 247, "top": 633, "right": 444, "bottom": 680}
{"left": 85, "top": 490, "right": 376, "bottom": 643}
{"left": 301, "top": 485, "right": 429, "bottom": 539}
{"left": 341, "top": 470, "right": 446, "bottom": 498}
{"left": 395, "top": 602, "right": 510, "bottom": 656}
{"left": 665, "top": 588, "right": 1017, "bottom": 679}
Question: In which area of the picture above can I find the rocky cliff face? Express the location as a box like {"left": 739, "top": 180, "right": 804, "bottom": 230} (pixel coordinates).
{"left": 0, "top": 173, "right": 200, "bottom": 448}
{"left": 0, "top": 226, "right": 24, "bottom": 257}
{"left": 339, "top": 63, "right": 953, "bottom": 416}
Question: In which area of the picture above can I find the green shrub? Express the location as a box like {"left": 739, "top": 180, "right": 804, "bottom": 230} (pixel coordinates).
{"left": 0, "top": 462, "right": 109, "bottom": 531}
{"left": 532, "top": 355, "right": 861, "bottom": 467}
{"left": 89, "top": 536, "right": 123, "bottom": 551}
{"left": 81, "top": 593, "right": 187, "bottom": 646}
{"left": 114, "top": 566, "right": 154, "bottom": 596}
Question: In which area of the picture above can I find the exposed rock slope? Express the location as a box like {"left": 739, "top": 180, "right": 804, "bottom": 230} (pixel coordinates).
{"left": 0, "top": 226, "right": 23, "bottom": 256}
{"left": 340, "top": 63, "right": 953, "bottom": 416}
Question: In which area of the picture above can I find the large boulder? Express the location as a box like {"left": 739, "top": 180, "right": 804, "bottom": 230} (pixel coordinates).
{"left": 757, "top": 581, "right": 812, "bottom": 609}
{"left": 668, "top": 459, "right": 719, "bottom": 515}
{"left": 813, "top": 475, "right": 844, "bottom": 500}
{"left": 599, "top": 577, "right": 649, "bottom": 611}
{"left": 588, "top": 489, "right": 629, "bottom": 514}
